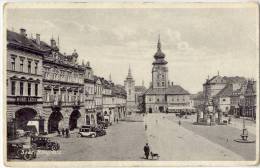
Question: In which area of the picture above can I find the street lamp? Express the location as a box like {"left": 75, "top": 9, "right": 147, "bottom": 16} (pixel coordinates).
{"left": 234, "top": 95, "right": 255, "bottom": 143}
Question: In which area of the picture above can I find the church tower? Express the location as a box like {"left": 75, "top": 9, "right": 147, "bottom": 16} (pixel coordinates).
{"left": 152, "top": 36, "right": 169, "bottom": 89}
{"left": 124, "top": 66, "right": 136, "bottom": 107}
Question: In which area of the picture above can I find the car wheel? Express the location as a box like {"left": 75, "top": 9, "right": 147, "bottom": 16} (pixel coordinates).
{"left": 16, "top": 149, "right": 23, "bottom": 158}
{"left": 91, "top": 134, "right": 96, "bottom": 138}
{"left": 32, "top": 151, "right": 37, "bottom": 158}
{"left": 51, "top": 145, "right": 58, "bottom": 151}
{"left": 31, "top": 143, "right": 37, "bottom": 150}
{"left": 23, "top": 153, "right": 32, "bottom": 160}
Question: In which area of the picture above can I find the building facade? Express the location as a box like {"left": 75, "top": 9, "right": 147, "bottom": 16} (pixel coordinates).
{"left": 84, "top": 61, "right": 96, "bottom": 126}
{"left": 7, "top": 29, "right": 46, "bottom": 137}
{"left": 144, "top": 37, "right": 191, "bottom": 113}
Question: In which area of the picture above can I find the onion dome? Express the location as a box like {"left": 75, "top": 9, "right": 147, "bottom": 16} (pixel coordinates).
{"left": 153, "top": 35, "right": 168, "bottom": 65}
{"left": 154, "top": 35, "right": 165, "bottom": 59}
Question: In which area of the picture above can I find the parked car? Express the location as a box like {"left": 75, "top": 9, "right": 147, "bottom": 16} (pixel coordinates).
{"left": 104, "top": 115, "right": 112, "bottom": 126}
{"left": 98, "top": 121, "right": 108, "bottom": 129}
{"left": 31, "top": 136, "right": 60, "bottom": 151}
{"left": 78, "top": 127, "right": 96, "bottom": 138}
{"left": 81, "top": 125, "right": 106, "bottom": 137}
{"left": 7, "top": 141, "right": 37, "bottom": 160}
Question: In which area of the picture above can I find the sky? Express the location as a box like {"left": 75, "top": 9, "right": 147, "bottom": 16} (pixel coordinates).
{"left": 6, "top": 5, "right": 258, "bottom": 94}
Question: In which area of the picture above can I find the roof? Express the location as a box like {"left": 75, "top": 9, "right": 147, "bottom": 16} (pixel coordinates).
{"left": 7, "top": 30, "right": 45, "bottom": 55}
{"left": 135, "top": 86, "right": 147, "bottom": 93}
{"left": 144, "top": 85, "right": 190, "bottom": 95}
{"left": 214, "top": 84, "right": 233, "bottom": 98}
{"left": 205, "top": 75, "right": 246, "bottom": 85}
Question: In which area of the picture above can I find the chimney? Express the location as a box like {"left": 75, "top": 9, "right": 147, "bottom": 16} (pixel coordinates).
{"left": 171, "top": 82, "right": 174, "bottom": 86}
{"left": 20, "top": 28, "right": 27, "bottom": 37}
{"left": 36, "top": 34, "right": 41, "bottom": 45}
{"left": 50, "top": 38, "right": 56, "bottom": 48}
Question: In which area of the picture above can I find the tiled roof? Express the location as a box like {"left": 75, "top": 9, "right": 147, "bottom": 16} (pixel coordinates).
{"left": 7, "top": 30, "right": 45, "bottom": 54}
{"left": 144, "top": 85, "right": 190, "bottom": 95}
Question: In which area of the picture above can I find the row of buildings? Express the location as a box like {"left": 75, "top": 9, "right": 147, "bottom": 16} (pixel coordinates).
{"left": 194, "top": 74, "right": 256, "bottom": 123}
{"left": 7, "top": 28, "right": 127, "bottom": 137}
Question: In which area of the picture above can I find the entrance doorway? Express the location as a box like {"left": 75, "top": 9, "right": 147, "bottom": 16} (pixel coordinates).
{"left": 15, "top": 108, "right": 37, "bottom": 130}
{"left": 159, "top": 106, "right": 164, "bottom": 113}
{"left": 86, "top": 115, "right": 90, "bottom": 125}
{"left": 48, "top": 111, "right": 63, "bottom": 133}
{"left": 149, "top": 108, "right": 152, "bottom": 113}
{"left": 69, "top": 110, "right": 81, "bottom": 130}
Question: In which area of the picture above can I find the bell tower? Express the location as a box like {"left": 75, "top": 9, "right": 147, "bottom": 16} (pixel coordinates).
{"left": 124, "top": 66, "right": 135, "bottom": 105}
{"left": 152, "top": 36, "right": 169, "bottom": 89}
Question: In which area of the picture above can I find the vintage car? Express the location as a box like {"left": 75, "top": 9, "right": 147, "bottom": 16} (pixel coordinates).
{"left": 98, "top": 121, "right": 108, "bottom": 129}
{"left": 78, "top": 127, "right": 97, "bottom": 138}
{"left": 7, "top": 141, "right": 37, "bottom": 160}
{"left": 82, "top": 125, "right": 106, "bottom": 137}
{"left": 31, "top": 136, "right": 60, "bottom": 151}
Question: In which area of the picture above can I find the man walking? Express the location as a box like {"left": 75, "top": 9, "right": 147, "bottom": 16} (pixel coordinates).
{"left": 143, "top": 143, "right": 150, "bottom": 159}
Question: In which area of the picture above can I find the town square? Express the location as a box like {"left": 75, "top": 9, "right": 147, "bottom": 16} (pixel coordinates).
{"left": 4, "top": 3, "right": 258, "bottom": 164}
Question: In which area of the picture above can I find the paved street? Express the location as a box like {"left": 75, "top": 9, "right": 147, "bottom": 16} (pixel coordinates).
{"left": 34, "top": 121, "right": 146, "bottom": 161}
{"left": 157, "top": 113, "right": 256, "bottom": 161}
{"left": 10, "top": 113, "right": 256, "bottom": 161}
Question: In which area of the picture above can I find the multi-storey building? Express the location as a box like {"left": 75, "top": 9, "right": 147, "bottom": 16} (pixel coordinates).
{"left": 84, "top": 61, "right": 96, "bottom": 125}
{"left": 94, "top": 76, "right": 103, "bottom": 123}
{"left": 144, "top": 37, "right": 191, "bottom": 113}
{"left": 7, "top": 29, "right": 45, "bottom": 137}
{"left": 35, "top": 35, "right": 86, "bottom": 133}
{"left": 112, "top": 85, "right": 127, "bottom": 119}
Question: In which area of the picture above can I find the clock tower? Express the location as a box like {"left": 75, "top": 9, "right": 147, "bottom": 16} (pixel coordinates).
{"left": 152, "top": 36, "right": 169, "bottom": 89}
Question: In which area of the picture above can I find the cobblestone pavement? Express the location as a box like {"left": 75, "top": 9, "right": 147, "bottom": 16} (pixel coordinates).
{"left": 162, "top": 114, "right": 256, "bottom": 161}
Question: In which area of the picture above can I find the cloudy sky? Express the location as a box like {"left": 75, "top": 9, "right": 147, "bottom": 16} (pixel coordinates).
{"left": 6, "top": 4, "right": 258, "bottom": 93}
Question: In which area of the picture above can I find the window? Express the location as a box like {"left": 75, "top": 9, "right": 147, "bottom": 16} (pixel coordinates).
{"left": 157, "top": 98, "right": 160, "bottom": 102}
{"left": 129, "top": 89, "right": 131, "bottom": 95}
{"left": 35, "top": 83, "right": 38, "bottom": 96}
{"left": 28, "top": 60, "right": 32, "bottom": 73}
{"left": 35, "top": 61, "right": 38, "bottom": 74}
{"left": 20, "top": 82, "right": 24, "bottom": 96}
{"left": 162, "top": 75, "right": 164, "bottom": 78}
{"left": 28, "top": 83, "right": 31, "bottom": 96}
{"left": 11, "top": 57, "right": 16, "bottom": 71}
{"left": 223, "top": 99, "right": 226, "bottom": 102}
{"left": 162, "top": 82, "right": 165, "bottom": 86}
{"left": 157, "top": 82, "right": 160, "bottom": 87}
{"left": 149, "top": 98, "right": 152, "bottom": 102}
{"left": 20, "top": 59, "right": 24, "bottom": 72}
{"left": 11, "top": 81, "right": 16, "bottom": 95}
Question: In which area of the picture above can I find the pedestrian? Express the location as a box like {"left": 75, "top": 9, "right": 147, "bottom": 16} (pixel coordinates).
{"left": 178, "top": 120, "right": 181, "bottom": 126}
{"left": 65, "top": 128, "right": 69, "bottom": 138}
{"left": 145, "top": 124, "right": 147, "bottom": 131}
{"left": 62, "top": 128, "right": 65, "bottom": 137}
{"left": 116, "top": 118, "right": 119, "bottom": 123}
{"left": 57, "top": 129, "right": 60, "bottom": 136}
{"left": 228, "top": 116, "right": 231, "bottom": 124}
{"left": 143, "top": 143, "right": 150, "bottom": 159}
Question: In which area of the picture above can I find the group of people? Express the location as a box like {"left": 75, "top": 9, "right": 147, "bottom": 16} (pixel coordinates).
{"left": 57, "top": 128, "right": 70, "bottom": 138}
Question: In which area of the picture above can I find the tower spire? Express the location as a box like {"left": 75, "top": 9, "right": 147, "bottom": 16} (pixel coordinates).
{"left": 127, "top": 65, "right": 133, "bottom": 79}
{"left": 157, "top": 34, "right": 161, "bottom": 51}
